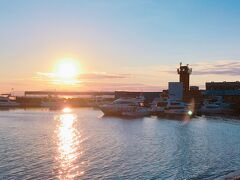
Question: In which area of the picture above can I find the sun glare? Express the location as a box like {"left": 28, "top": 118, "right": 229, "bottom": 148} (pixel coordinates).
{"left": 62, "top": 107, "right": 72, "bottom": 113}
{"left": 56, "top": 60, "right": 78, "bottom": 79}
{"left": 52, "top": 58, "right": 81, "bottom": 85}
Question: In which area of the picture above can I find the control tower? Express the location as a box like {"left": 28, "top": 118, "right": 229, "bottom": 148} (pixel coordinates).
{"left": 177, "top": 62, "right": 192, "bottom": 92}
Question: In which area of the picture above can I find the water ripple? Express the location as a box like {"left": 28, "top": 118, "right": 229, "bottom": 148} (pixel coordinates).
{"left": 0, "top": 108, "right": 240, "bottom": 179}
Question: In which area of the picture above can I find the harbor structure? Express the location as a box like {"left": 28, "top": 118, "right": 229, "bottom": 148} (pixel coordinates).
{"left": 16, "top": 91, "right": 115, "bottom": 107}
{"left": 204, "top": 81, "right": 240, "bottom": 109}
{"left": 176, "top": 63, "right": 203, "bottom": 104}
{"left": 168, "top": 82, "right": 183, "bottom": 100}
{"left": 6, "top": 63, "right": 239, "bottom": 116}
{"left": 176, "top": 64, "right": 203, "bottom": 111}
{"left": 206, "top": 81, "right": 240, "bottom": 90}
{"left": 24, "top": 91, "right": 115, "bottom": 97}
{"left": 177, "top": 63, "right": 192, "bottom": 93}
{"left": 114, "top": 63, "right": 193, "bottom": 102}
{"left": 115, "top": 63, "right": 195, "bottom": 103}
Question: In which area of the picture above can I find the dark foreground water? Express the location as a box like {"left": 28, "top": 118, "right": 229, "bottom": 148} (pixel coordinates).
{"left": 0, "top": 108, "right": 240, "bottom": 180}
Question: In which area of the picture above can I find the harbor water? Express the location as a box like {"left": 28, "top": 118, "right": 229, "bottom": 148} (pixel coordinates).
{"left": 0, "top": 108, "right": 240, "bottom": 179}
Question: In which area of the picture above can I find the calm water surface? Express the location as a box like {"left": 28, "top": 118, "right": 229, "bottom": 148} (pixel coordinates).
{"left": 0, "top": 108, "right": 240, "bottom": 180}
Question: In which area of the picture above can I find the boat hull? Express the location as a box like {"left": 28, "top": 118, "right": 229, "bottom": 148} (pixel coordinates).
{"left": 100, "top": 108, "right": 123, "bottom": 116}
{"left": 99, "top": 105, "right": 150, "bottom": 117}
{"left": 122, "top": 109, "right": 150, "bottom": 118}
{"left": 199, "top": 108, "right": 235, "bottom": 115}
{"left": 0, "top": 102, "right": 20, "bottom": 108}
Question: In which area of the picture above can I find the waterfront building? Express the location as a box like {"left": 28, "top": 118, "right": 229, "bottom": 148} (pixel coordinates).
{"left": 168, "top": 82, "right": 183, "bottom": 100}
{"left": 204, "top": 82, "right": 240, "bottom": 108}
{"left": 206, "top": 81, "right": 240, "bottom": 90}
{"left": 177, "top": 63, "right": 192, "bottom": 92}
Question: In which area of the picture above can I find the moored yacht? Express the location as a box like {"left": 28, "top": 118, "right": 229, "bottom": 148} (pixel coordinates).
{"left": 151, "top": 97, "right": 167, "bottom": 115}
{"left": 99, "top": 96, "right": 150, "bottom": 117}
{"left": 0, "top": 96, "right": 20, "bottom": 107}
{"left": 164, "top": 100, "right": 193, "bottom": 117}
{"left": 121, "top": 107, "right": 150, "bottom": 117}
{"left": 151, "top": 98, "right": 193, "bottom": 118}
{"left": 199, "top": 96, "right": 233, "bottom": 115}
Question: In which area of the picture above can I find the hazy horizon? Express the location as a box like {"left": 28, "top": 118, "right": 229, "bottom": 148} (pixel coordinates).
{"left": 1, "top": 0, "right": 240, "bottom": 93}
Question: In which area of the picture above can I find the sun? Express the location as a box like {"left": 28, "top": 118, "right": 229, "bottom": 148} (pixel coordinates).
{"left": 55, "top": 59, "right": 79, "bottom": 79}
{"left": 52, "top": 58, "right": 82, "bottom": 85}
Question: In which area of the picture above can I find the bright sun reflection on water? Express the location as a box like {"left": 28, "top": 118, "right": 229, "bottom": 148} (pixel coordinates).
{"left": 62, "top": 107, "right": 72, "bottom": 113}
{"left": 55, "top": 108, "right": 84, "bottom": 179}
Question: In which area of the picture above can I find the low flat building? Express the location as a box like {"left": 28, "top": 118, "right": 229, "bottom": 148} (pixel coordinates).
{"left": 205, "top": 82, "right": 240, "bottom": 106}
{"left": 206, "top": 81, "right": 240, "bottom": 90}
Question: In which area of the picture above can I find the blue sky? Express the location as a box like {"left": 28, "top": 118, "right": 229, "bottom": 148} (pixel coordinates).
{"left": 1, "top": 0, "right": 240, "bottom": 92}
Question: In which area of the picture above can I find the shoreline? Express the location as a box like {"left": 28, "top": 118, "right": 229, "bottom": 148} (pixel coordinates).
{"left": 1, "top": 107, "right": 240, "bottom": 120}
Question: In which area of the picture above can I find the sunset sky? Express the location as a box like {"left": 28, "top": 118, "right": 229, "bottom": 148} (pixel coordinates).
{"left": 1, "top": 0, "right": 240, "bottom": 93}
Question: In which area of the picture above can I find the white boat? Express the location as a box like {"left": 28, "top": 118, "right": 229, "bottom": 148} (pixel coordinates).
{"left": 151, "top": 98, "right": 193, "bottom": 118}
{"left": 99, "top": 96, "right": 150, "bottom": 117}
{"left": 151, "top": 97, "right": 167, "bottom": 115}
{"left": 0, "top": 96, "right": 20, "bottom": 107}
{"left": 199, "top": 96, "right": 233, "bottom": 115}
{"left": 121, "top": 107, "right": 150, "bottom": 117}
{"left": 164, "top": 101, "right": 193, "bottom": 117}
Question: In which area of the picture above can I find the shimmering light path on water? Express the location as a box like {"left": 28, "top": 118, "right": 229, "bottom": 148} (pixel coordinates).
{"left": 0, "top": 108, "right": 240, "bottom": 179}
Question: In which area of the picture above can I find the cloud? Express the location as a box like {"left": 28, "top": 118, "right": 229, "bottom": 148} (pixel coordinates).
{"left": 36, "top": 72, "right": 129, "bottom": 80}
{"left": 79, "top": 82, "right": 164, "bottom": 91}
{"left": 77, "top": 72, "right": 128, "bottom": 79}
{"left": 160, "top": 60, "right": 240, "bottom": 76}
{"left": 192, "top": 60, "right": 240, "bottom": 76}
